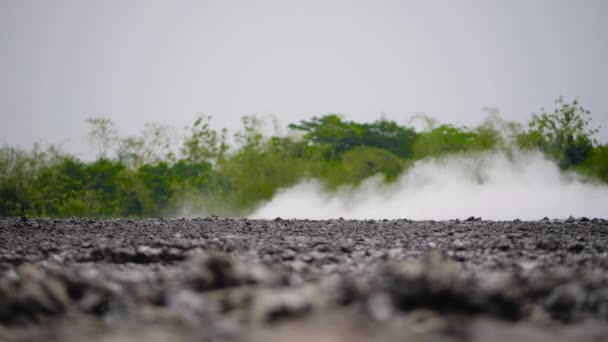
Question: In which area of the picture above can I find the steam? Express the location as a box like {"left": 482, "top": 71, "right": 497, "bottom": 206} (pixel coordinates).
{"left": 251, "top": 152, "right": 608, "bottom": 220}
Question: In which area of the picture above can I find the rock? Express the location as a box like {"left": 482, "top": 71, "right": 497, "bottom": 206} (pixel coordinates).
{"left": 367, "top": 293, "right": 393, "bottom": 321}
{"left": 567, "top": 243, "right": 585, "bottom": 253}
{"left": 135, "top": 245, "right": 163, "bottom": 263}
{"left": 281, "top": 250, "right": 296, "bottom": 261}
{"left": 2, "top": 218, "right": 608, "bottom": 340}
{"left": 185, "top": 252, "right": 246, "bottom": 291}
{"left": 0, "top": 264, "right": 71, "bottom": 323}
{"left": 79, "top": 290, "right": 111, "bottom": 316}
{"left": 379, "top": 251, "right": 466, "bottom": 310}
{"left": 475, "top": 272, "right": 526, "bottom": 320}
{"left": 497, "top": 239, "right": 510, "bottom": 251}
{"left": 545, "top": 284, "right": 585, "bottom": 322}
{"left": 451, "top": 239, "right": 468, "bottom": 251}
{"left": 253, "top": 288, "right": 313, "bottom": 323}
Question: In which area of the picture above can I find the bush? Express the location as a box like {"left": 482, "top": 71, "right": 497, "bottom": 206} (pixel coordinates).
{"left": 1, "top": 97, "right": 605, "bottom": 218}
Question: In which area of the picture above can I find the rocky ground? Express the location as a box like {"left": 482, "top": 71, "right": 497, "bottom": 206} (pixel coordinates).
{"left": 1, "top": 216, "right": 608, "bottom": 341}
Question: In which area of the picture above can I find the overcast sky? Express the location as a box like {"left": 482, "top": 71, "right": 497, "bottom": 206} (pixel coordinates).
{"left": 1, "top": 0, "right": 607, "bottom": 157}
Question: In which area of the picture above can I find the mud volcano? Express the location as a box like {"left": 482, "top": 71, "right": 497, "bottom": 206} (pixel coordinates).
{"left": 1, "top": 217, "right": 608, "bottom": 341}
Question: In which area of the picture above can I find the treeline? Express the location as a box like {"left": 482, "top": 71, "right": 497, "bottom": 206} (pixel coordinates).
{"left": 1, "top": 97, "right": 607, "bottom": 217}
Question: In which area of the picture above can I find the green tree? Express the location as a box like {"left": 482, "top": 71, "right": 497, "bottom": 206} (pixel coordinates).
{"left": 86, "top": 117, "right": 118, "bottom": 159}
{"left": 219, "top": 133, "right": 313, "bottom": 212}
{"left": 359, "top": 120, "right": 418, "bottom": 158}
{"left": 527, "top": 96, "right": 598, "bottom": 168}
{"left": 118, "top": 123, "right": 178, "bottom": 169}
{"left": 412, "top": 125, "right": 488, "bottom": 159}
{"left": 289, "top": 115, "right": 365, "bottom": 160}
{"left": 578, "top": 144, "right": 608, "bottom": 183}
{"left": 289, "top": 114, "right": 418, "bottom": 160}
{"left": 182, "top": 115, "right": 228, "bottom": 164}
{"left": 323, "top": 146, "right": 409, "bottom": 188}
{"left": 137, "top": 159, "right": 219, "bottom": 215}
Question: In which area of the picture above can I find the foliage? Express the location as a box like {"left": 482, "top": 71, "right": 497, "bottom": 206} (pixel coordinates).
{"left": 323, "top": 146, "right": 410, "bottom": 188}
{"left": 86, "top": 117, "right": 118, "bottom": 159}
{"left": 527, "top": 96, "right": 598, "bottom": 168}
{"left": 218, "top": 135, "right": 314, "bottom": 212}
{"left": 118, "top": 122, "right": 178, "bottom": 169}
{"left": 289, "top": 115, "right": 419, "bottom": 159}
{"left": 182, "top": 115, "right": 228, "bottom": 164}
{"left": 412, "top": 124, "right": 501, "bottom": 159}
{"left": 1, "top": 97, "right": 606, "bottom": 218}
{"left": 578, "top": 144, "right": 608, "bottom": 183}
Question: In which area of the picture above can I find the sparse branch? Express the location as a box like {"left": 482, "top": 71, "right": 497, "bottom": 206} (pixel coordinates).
{"left": 86, "top": 117, "right": 117, "bottom": 159}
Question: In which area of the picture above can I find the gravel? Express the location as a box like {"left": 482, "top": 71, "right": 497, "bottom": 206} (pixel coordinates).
{"left": 1, "top": 217, "right": 608, "bottom": 341}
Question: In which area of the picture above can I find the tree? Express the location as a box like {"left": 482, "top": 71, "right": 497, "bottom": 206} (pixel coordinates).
{"left": 118, "top": 123, "right": 178, "bottom": 169}
{"left": 289, "top": 115, "right": 364, "bottom": 160}
{"left": 289, "top": 114, "right": 418, "bottom": 160}
{"left": 579, "top": 144, "right": 608, "bottom": 182}
{"left": 528, "top": 97, "right": 598, "bottom": 168}
{"left": 86, "top": 117, "right": 117, "bottom": 159}
{"left": 412, "top": 125, "right": 483, "bottom": 159}
{"left": 359, "top": 120, "right": 418, "bottom": 158}
{"left": 323, "top": 146, "right": 408, "bottom": 188}
{"left": 181, "top": 115, "right": 228, "bottom": 164}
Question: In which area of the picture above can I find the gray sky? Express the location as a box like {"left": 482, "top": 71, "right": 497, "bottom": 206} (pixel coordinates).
{"left": 1, "top": 0, "right": 607, "bottom": 158}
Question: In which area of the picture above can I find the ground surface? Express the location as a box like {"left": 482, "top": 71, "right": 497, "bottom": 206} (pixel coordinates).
{"left": 1, "top": 217, "right": 608, "bottom": 341}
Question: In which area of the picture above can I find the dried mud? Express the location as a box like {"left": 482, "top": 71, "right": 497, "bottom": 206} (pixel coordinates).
{"left": 1, "top": 217, "right": 608, "bottom": 341}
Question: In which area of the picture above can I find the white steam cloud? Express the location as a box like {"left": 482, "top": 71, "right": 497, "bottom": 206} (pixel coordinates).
{"left": 251, "top": 152, "right": 608, "bottom": 220}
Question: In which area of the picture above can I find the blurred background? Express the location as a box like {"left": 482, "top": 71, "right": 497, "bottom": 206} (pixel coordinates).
{"left": 1, "top": 0, "right": 607, "bottom": 219}
{"left": 2, "top": 0, "right": 607, "bottom": 155}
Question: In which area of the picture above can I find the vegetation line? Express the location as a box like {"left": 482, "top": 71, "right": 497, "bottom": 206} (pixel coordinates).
{"left": 1, "top": 97, "right": 606, "bottom": 217}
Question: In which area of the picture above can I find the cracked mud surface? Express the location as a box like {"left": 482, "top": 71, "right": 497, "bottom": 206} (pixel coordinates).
{"left": 1, "top": 217, "right": 608, "bottom": 341}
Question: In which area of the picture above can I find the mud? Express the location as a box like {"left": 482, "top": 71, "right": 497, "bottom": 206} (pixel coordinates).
{"left": 1, "top": 217, "right": 608, "bottom": 341}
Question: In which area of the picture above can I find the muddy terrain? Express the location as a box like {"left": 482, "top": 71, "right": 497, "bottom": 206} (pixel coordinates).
{"left": 1, "top": 217, "right": 608, "bottom": 341}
